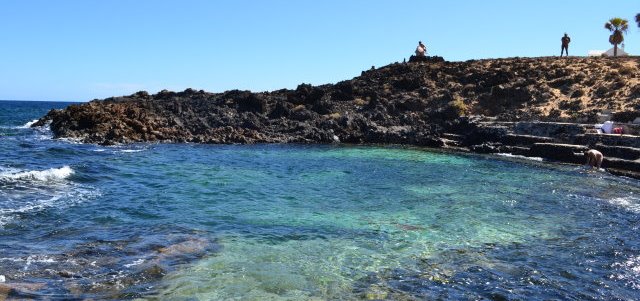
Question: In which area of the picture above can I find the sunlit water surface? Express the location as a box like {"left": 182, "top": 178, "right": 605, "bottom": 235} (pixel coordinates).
{"left": 1, "top": 101, "right": 639, "bottom": 300}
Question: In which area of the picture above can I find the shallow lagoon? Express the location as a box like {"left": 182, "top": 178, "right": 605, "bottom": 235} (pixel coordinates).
{"left": 1, "top": 101, "right": 640, "bottom": 300}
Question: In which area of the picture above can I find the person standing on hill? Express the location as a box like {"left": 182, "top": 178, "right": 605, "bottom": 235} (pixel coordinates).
{"left": 560, "top": 33, "right": 571, "bottom": 57}
{"left": 415, "top": 41, "right": 427, "bottom": 57}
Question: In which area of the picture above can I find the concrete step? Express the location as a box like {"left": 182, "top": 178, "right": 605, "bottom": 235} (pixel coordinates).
{"left": 513, "top": 122, "right": 587, "bottom": 137}
{"left": 603, "top": 157, "right": 640, "bottom": 172}
{"left": 441, "top": 138, "right": 461, "bottom": 147}
{"left": 607, "top": 168, "right": 640, "bottom": 180}
{"left": 497, "top": 145, "right": 531, "bottom": 156}
{"left": 595, "top": 143, "right": 640, "bottom": 161}
{"left": 441, "top": 133, "right": 464, "bottom": 140}
{"left": 529, "top": 143, "right": 588, "bottom": 164}
{"left": 467, "top": 121, "right": 640, "bottom": 178}
{"left": 577, "top": 133, "right": 640, "bottom": 148}
{"left": 442, "top": 145, "right": 470, "bottom": 152}
{"left": 477, "top": 125, "right": 512, "bottom": 132}
{"left": 503, "top": 134, "right": 555, "bottom": 146}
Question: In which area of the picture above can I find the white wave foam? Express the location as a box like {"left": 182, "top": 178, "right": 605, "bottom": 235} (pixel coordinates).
{"left": 16, "top": 120, "right": 39, "bottom": 129}
{"left": 124, "top": 258, "right": 145, "bottom": 268}
{"left": 0, "top": 255, "right": 59, "bottom": 272}
{"left": 496, "top": 153, "right": 544, "bottom": 162}
{"left": 0, "top": 166, "right": 74, "bottom": 182}
{"left": 0, "top": 255, "right": 59, "bottom": 268}
{"left": 0, "top": 195, "right": 62, "bottom": 215}
{"left": 58, "top": 137, "right": 84, "bottom": 144}
{"left": 0, "top": 187, "right": 101, "bottom": 227}
{"left": 117, "top": 149, "right": 145, "bottom": 153}
{"left": 608, "top": 197, "right": 640, "bottom": 214}
{"left": 0, "top": 195, "right": 62, "bottom": 227}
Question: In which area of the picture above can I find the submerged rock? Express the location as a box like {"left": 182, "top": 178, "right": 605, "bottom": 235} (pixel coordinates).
{"left": 0, "top": 233, "right": 220, "bottom": 299}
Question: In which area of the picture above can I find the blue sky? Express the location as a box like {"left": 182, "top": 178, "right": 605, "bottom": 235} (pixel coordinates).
{"left": 1, "top": 0, "right": 638, "bottom": 101}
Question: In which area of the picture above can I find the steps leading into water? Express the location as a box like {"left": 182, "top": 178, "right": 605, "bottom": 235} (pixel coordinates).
{"left": 595, "top": 144, "right": 640, "bottom": 160}
{"left": 457, "top": 120, "right": 640, "bottom": 179}
{"left": 576, "top": 133, "right": 640, "bottom": 148}
{"left": 503, "top": 134, "right": 555, "bottom": 146}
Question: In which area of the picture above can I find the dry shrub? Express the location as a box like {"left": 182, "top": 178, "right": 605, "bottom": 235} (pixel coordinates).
{"left": 447, "top": 98, "right": 468, "bottom": 117}
{"left": 618, "top": 65, "right": 637, "bottom": 77}
{"left": 353, "top": 98, "right": 367, "bottom": 106}
{"left": 327, "top": 112, "right": 341, "bottom": 119}
{"left": 604, "top": 70, "right": 620, "bottom": 81}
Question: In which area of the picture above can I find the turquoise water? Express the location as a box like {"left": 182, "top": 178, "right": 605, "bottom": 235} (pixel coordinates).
{"left": 1, "top": 100, "right": 640, "bottom": 300}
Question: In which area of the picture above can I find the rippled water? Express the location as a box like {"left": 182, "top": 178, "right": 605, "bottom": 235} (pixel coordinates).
{"left": 1, "top": 100, "right": 640, "bottom": 300}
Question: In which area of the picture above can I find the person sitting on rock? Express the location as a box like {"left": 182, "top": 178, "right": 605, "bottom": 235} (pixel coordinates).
{"left": 584, "top": 149, "right": 603, "bottom": 169}
{"left": 415, "top": 41, "right": 427, "bottom": 57}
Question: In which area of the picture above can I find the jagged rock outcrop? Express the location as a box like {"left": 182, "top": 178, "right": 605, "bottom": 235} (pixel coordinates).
{"left": 32, "top": 56, "right": 640, "bottom": 176}
{"left": 408, "top": 55, "right": 445, "bottom": 63}
{"left": 34, "top": 57, "right": 640, "bottom": 146}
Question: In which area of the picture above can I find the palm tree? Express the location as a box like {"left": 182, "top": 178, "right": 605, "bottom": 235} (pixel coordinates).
{"left": 604, "top": 18, "right": 629, "bottom": 57}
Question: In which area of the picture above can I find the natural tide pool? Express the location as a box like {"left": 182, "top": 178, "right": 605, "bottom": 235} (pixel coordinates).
{"left": 1, "top": 101, "right": 640, "bottom": 300}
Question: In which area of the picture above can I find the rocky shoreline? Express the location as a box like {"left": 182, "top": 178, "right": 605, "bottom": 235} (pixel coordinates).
{"left": 34, "top": 56, "right": 640, "bottom": 177}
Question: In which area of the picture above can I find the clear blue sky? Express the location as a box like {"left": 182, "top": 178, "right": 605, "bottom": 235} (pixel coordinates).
{"left": 1, "top": 0, "right": 638, "bottom": 102}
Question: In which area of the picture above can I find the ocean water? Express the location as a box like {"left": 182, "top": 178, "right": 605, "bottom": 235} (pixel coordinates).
{"left": 1, "top": 100, "right": 640, "bottom": 300}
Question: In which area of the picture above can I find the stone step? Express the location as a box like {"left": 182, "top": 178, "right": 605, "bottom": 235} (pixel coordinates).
{"left": 468, "top": 121, "right": 640, "bottom": 177}
{"left": 607, "top": 168, "right": 640, "bottom": 180}
{"left": 577, "top": 133, "right": 640, "bottom": 148}
{"left": 441, "top": 133, "right": 464, "bottom": 140}
{"left": 503, "top": 134, "right": 555, "bottom": 146}
{"left": 603, "top": 157, "right": 640, "bottom": 172}
{"left": 595, "top": 143, "right": 640, "bottom": 161}
{"left": 513, "top": 122, "right": 587, "bottom": 137}
{"left": 529, "top": 143, "right": 588, "bottom": 164}
{"left": 524, "top": 144, "right": 640, "bottom": 172}
{"left": 441, "top": 138, "right": 461, "bottom": 147}
{"left": 497, "top": 145, "right": 531, "bottom": 156}
{"left": 442, "top": 145, "right": 470, "bottom": 152}
{"left": 477, "top": 125, "right": 512, "bottom": 132}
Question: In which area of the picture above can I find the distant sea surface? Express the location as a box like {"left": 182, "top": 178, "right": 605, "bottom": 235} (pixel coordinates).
{"left": 1, "top": 100, "right": 640, "bottom": 300}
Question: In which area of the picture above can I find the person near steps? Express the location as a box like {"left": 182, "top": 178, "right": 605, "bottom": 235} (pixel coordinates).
{"left": 584, "top": 149, "right": 603, "bottom": 169}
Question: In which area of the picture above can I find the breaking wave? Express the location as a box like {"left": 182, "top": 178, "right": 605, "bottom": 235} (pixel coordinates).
{"left": 17, "top": 119, "right": 39, "bottom": 129}
{"left": 0, "top": 166, "right": 74, "bottom": 182}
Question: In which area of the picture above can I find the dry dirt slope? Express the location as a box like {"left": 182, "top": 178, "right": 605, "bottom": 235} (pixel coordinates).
{"left": 359, "top": 56, "right": 640, "bottom": 122}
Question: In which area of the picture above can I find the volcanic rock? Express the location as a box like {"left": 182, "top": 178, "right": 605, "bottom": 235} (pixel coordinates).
{"left": 32, "top": 57, "right": 640, "bottom": 176}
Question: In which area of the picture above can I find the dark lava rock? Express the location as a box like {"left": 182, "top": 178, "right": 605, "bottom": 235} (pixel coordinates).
{"left": 32, "top": 57, "right": 640, "bottom": 150}
{"left": 408, "top": 55, "right": 445, "bottom": 63}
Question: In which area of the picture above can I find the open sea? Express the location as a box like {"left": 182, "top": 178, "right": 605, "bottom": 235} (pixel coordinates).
{"left": 1, "top": 100, "right": 640, "bottom": 300}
